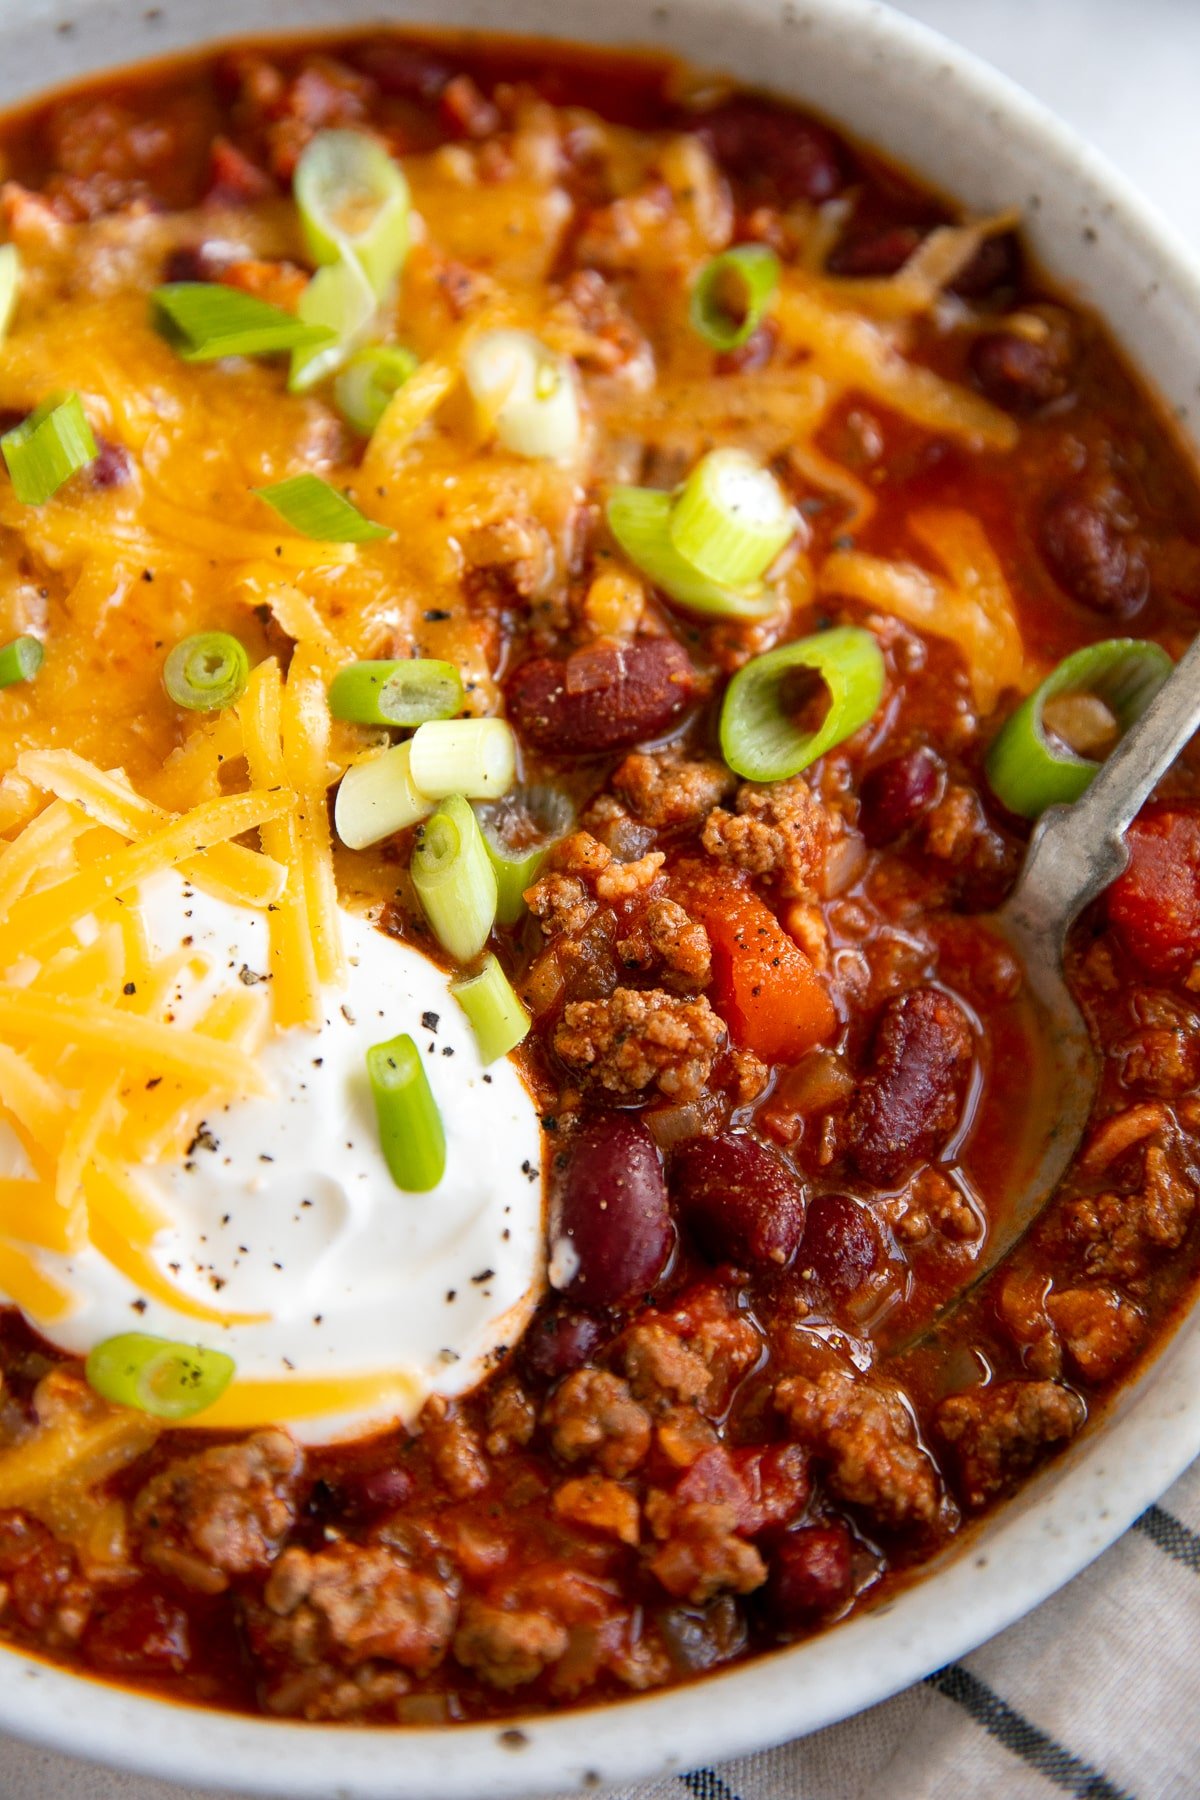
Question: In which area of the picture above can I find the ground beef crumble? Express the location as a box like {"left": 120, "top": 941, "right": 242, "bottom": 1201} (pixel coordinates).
{"left": 934, "top": 1380, "right": 1085, "bottom": 1509}
{"left": 553, "top": 986, "right": 725, "bottom": 1100}
{"left": 776, "top": 1369, "right": 942, "bottom": 1530}
{"left": 701, "top": 775, "right": 838, "bottom": 899}
{"left": 133, "top": 1430, "right": 301, "bottom": 1595}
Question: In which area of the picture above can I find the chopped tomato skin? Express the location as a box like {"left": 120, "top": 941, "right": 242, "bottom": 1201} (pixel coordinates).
{"left": 1107, "top": 806, "right": 1200, "bottom": 978}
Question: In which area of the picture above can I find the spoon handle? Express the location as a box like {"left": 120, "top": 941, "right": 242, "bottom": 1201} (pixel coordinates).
{"left": 1005, "top": 630, "right": 1200, "bottom": 943}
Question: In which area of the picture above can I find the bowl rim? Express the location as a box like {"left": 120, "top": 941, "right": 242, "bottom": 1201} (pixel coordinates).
{"left": 3, "top": 0, "right": 1200, "bottom": 1794}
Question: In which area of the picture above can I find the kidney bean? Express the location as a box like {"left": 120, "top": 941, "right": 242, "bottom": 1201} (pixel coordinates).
{"left": 1040, "top": 477, "right": 1150, "bottom": 620}
{"left": 765, "top": 1523, "right": 853, "bottom": 1627}
{"left": 86, "top": 1590, "right": 191, "bottom": 1676}
{"left": 356, "top": 40, "right": 453, "bottom": 101}
{"left": 731, "top": 1444, "right": 812, "bottom": 1537}
{"left": 672, "top": 1132, "right": 805, "bottom": 1269}
{"left": 858, "top": 747, "right": 941, "bottom": 847}
{"left": 845, "top": 985, "right": 974, "bottom": 1184}
{"left": 349, "top": 1465, "right": 416, "bottom": 1514}
{"left": 800, "top": 1192, "right": 885, "bottom": 1299}
{"left": 549, "top": 1113, "right": 672, "bottom": 1306}
{"left": 506, "top": 638, "right": 693, "bottom": 756}
{"left": 827, "top": 222, "right": 923, "bottom": 279}
{"left": 694, "top": 101, "right": 844, "bottom": 204}
{"left": 520, "top": 1305, "right": 606, "bottom": 1383}
{"left": 970, "top": 306, "right": 1074, "bottom": 413}
{"left": 90, "top": 438, "right": 132, "bottom": 489}
{"left": 162, "top": 243, "right": 217, "bottom": 284}
{"left": 950, "top": 229, "right": 1020, "bottom": 299}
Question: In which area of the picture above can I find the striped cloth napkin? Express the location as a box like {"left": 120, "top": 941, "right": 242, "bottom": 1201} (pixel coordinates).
{"left": 1, "top": 1459, "right": 1196, "bottom": 1800}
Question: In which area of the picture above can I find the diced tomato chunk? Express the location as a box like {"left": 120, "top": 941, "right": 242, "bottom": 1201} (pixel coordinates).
{"left": 674, "top": 865, "right": 836, "bottom": 1062}
{"left": 1107, "top": 806, "right": 1200, "bottom": 978}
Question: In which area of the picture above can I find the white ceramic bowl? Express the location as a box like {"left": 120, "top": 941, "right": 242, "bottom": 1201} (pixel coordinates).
{"left": 3, "top": 2, "right": 1200, "bottom": 1794}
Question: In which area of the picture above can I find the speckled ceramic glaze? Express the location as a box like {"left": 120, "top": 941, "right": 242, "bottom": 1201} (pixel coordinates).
{"left": 1, "top": 2, "right": 1199, "bottom": 1794}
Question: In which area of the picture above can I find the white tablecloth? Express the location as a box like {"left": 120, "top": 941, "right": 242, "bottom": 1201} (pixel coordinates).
{"left": 2, "top": 2, "right": 1197, "bottom": 1795}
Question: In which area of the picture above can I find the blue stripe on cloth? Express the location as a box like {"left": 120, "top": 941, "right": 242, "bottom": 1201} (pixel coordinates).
{"left": 1132, "top": 1503, "right": 1200, "bottom": 1575}
{"left": 925, "top": 1662, "right": 1134, "bottom": 1800}
{"left": 679, "top": 1770, "right": 744, "bottom": 1800}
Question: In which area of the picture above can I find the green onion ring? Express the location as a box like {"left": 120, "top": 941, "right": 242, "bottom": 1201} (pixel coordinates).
{"left": 690, "top": 244, "right": 781, "bottom": 351}
{"left": 335, "top": 345, "right": 419, "bottom": 436}
{"left": 294, "top": 129, "right": 411, "bottom": 300}
{"left": 254, "top": 474, "right": 391, "bottom": 543}
{"left": 0, "top": 635, "right": 43, "bottom": 688}
{"left": 986, "top": 637, "right": 1173, "bottom": 818}
{"left": 1, "top": 392, "right": 98, "bottom": 507}
{"left": 85, "top": 1333, "right": 235, "bottom": 1420}
{"left": 366, "top": 1031, "right": 446, "bottom": 1192}
{"left": 163, "top": 631, "right": 250, "bottom": 713}
{"left": 451, "top": 952, "right": 531, "bottom": 1064}
{"left": 410, "top": 793, "right": 498, "bottom": 963}
{"left": 328, "top": 658, "right": 463, "bottom": 728}
{"left": 720, "top": 625, "right": 886, "bottom": 781}
{"left": 607, "top": 486, "right": 779, "bottom": 620}
{"left": 475, "top": 785, "right": 574, "bottom": 925}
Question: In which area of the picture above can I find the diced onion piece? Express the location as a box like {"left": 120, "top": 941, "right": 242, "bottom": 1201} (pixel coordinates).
{"left": 720, "top": 625, "right": 886, "bottom": 781}
{"left": 151, "top": 283, "right": 335, "bottom": 361}
{"left": 366, "top": 1032, "right": 445, "bottom": 1192}
{"left": 163, "top": 631, "right": 250, "bottom": 713}
{"left": 669, "top": 448, "right": 796, "bottom": 586}
{"left": 334, "top": 742, "right": 434, "bottom": 850}
{"left": 0, "top": 635, "right": 43, "bottom": 689}
{"left": 328, "top": 658, "right": 463, "bottom": 728}
{"left": 475, "top": 785, "right": 574, "bottom": 925}
{"left": 464, "top": 329, "right": 581, "bottom": 462}
{"left": 0, "top": 244, "right": 20, "bottom": 345}
{"left": 409, "top": 718, "right": 516, "bottom": 801}
{"left": 986, "top": 638, "right": 1172, "bottom": 818}
{"left": 85, "top": 1332, "right": 235, "bottom": 1421}
{"left": 410, "top": 793, "right": 498, "bottom": 963}
{"left": 335, "top": 345, "right": 419, "bottom": 436}
{"left": 690, "top": 243, "right": 780, "bottom": 350}
{"left": 452, "top": 952, "right": 531, "bottom": 1064}
{"left": 607, "top": 486, "right": 777, "bottom": 620}
{"left": 1, "top": 392, "right": 98, "bottom": 506}
{"left": 254, "top": 474, "right": 391, "bottom": 543}
{"left": 288, "top": 252, "right": 378, "bottom": 393}
{"left": 294, "top": 129, "right": 411, "bottom": 298}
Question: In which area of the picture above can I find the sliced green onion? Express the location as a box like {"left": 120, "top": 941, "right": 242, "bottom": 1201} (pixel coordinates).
{"left": 163, "top": 631, "right": 249, "bottom": 713}
{"left": 329, "top": 658, "right": 463, "bottom": 728}
{"left": 720, "top": 625, "right": 886, "bottom": 781}
{"left": 607, "top": 486, "right": 777, "bottom": 620}
{"left": 463, "top": 329, "right": 581, "bottom": 462}
{"left": 85, "top": 1332, "right": 235, "bottom": 1421}
{"left": 334, "top": 741, "right": 434, "bottom": 850}
{"left": 0, "top": 635, "right": 43, "bottom": 688}
{"left": 986, "top": 637, "right": 1173, "bottom": 819}
{"left": 294, "top": 129, "right": 411, "bottom": 299}
{"left": 411, "top": 793, "right": 498, "bottom": 963}
{"left": 366, "top": 1032, "right": 445, "bottom": 1192}
{"left": 152, "top": 283, "right": 335, "bottom": 361}
{"left": 475, "top": 786, "right": 574, "bottom": 926}
{"left": 690, "top": 243, "right": 780, "bottom": 351}
{"left": 0, "top": 244, "right": 21, "bottom": 345}
{"left": 335, "top": 344, "right": 420, "bottom": 436}
{"left": 669, "top": 448, "right": 796, "bottom": 586}
{"left": 409, "top": 718, "right": 516, "bottom": 801}
{"left": 452, "top": 952, "right": 531, "bottom": 1064}
{"left": 254, "top": 474, "right": 391, "bottom": 543}
{"left": 1, "top": 393, "right": 97, "bottom": 506}
{"left": 288, "top": 252, "right": 378, "bottom": 394}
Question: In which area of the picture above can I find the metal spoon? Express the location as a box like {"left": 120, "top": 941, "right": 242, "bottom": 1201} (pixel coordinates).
{"left": 903, "top": 630, "right": 1200, "bottom": 1341}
